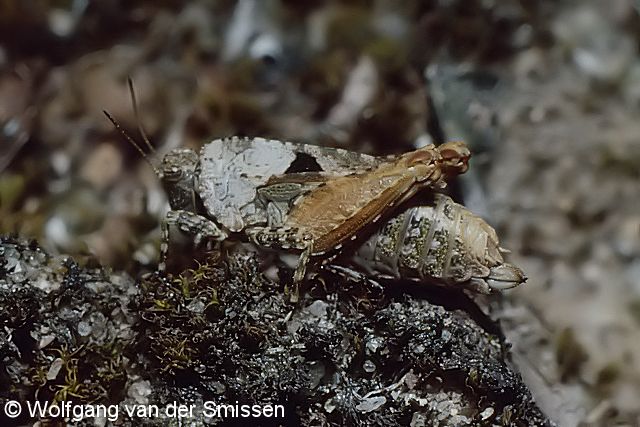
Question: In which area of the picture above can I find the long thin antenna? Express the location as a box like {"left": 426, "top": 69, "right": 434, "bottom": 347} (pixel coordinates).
{"left": 127, "top": 77, "right": 156, "bottom": 154}
{"left": 103, "top": 110, "right": 161, "bottom": 176}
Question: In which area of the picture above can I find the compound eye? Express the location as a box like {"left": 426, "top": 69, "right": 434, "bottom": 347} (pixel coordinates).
{"left": 162, "top": 166, "right": 183, "bottom": 180}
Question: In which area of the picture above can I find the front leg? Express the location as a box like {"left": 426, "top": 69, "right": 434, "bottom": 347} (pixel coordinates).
{"left": 159, "top": 210, "right": 228, "bottom": 272}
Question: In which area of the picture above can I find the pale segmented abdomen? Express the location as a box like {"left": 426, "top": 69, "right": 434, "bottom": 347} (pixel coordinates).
{"left": 350, "top": 193, "right": 525, "bottom": 293}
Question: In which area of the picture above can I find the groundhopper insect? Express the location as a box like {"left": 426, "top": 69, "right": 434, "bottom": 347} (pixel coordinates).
{"left": 104, "top": 80, "right": 523, "bottom": 293}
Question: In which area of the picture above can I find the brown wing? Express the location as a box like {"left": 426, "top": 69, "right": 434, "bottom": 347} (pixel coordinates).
{"left": 284, "top": 162, "right": 429, "bottom": 253}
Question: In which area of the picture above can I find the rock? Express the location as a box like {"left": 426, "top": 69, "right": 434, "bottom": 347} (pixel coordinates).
{"left": 0, "top": 235, "right": 552, "bottom": 425}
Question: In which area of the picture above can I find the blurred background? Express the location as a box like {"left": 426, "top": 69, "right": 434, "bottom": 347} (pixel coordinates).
{"left": 1, "top": 1, "right": 639, "bottom": 425}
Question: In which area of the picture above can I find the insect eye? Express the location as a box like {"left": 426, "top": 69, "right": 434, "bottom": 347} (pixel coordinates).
{"left": 162, "top": 166, "right": 183, "bottom": 180}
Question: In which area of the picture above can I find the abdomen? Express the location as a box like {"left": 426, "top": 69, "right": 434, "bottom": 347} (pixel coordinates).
{"left": 348, "top": 193, "right": 525, "bottom": 293}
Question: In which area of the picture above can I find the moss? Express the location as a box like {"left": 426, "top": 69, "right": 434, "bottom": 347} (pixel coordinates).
{"left": 30, "top": 342, "right": 128, "bottom": 406}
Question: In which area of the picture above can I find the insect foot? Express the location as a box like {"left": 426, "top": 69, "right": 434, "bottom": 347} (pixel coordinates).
{"left": 345, "top": 193, "right": 526, "bottom": 294}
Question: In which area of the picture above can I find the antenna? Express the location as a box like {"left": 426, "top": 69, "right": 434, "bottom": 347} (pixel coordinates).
{"left": 103, "top": 110, "right": 161, "bottom": 176}
{"left": 127, "top": 77, "right": 156, "bottom": 155}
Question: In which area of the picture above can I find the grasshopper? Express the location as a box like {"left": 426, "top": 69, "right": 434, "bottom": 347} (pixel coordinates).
{"left": 104, "top": 81, "right": 470, "bottom": 283}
